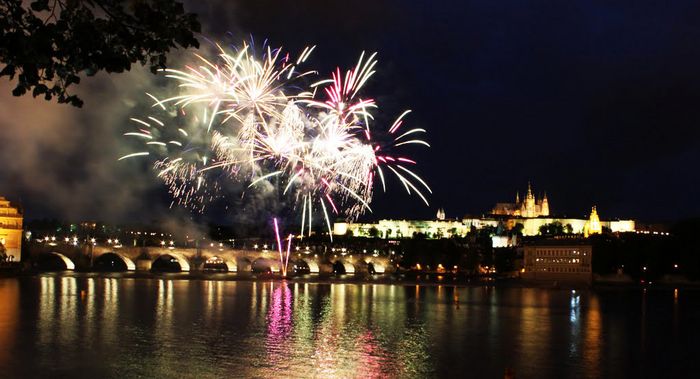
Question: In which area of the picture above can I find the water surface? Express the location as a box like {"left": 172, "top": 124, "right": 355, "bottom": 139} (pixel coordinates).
{"left": 0, "top": 275, "right": 698, "bottom": 378}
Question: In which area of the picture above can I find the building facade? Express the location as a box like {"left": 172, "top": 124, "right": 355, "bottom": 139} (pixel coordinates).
{"left": 521, "top": 242, "right": 592, "bottom": 284}
{"left": 0, "top": 196, "right": 23, "bottom": 262}
{"left": 334, "top": 211, "right": 634, "bottom": 239}
{"left": 334, "top": 185, "right": 634, "bottom": 239}
{"left": 333, "top": 218, "right": 478, "bottom": 239}
{"left": 492, "top": 183, "right": 549, "bottom": 218}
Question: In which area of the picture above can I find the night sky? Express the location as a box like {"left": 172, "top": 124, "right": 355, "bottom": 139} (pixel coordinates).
{"left": 2, "top": 0, "right": 700, "bottom": 224}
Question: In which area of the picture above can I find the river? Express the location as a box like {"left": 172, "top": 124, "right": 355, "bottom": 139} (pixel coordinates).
{"left": 0, "top": 274, "right": 697, "bottom": 378}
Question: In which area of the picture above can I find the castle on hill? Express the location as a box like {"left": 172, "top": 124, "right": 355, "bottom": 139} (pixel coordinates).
{"left": 333, "top": 182, "right": 635, "bottom": 240}
{"left": 491, "top": 182, "right": 549, "bottom": 218}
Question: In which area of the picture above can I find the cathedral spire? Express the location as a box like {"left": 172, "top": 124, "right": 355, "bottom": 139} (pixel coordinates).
{"left": 436, "top": 208, "right": 445, "bottom": 220}
{"left": 516, "top": 191, "right": 520, "bottom": 204}
{"left": 541, "top": 191, "right": 550, "bottom": 216}
{"left": 526, "top": 181, "right": 535, "bottom": 201}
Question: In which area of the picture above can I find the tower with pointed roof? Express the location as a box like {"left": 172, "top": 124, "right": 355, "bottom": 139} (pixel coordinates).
{"left": 584, "top": 206, "right": 602, "bottom": 237}
{"left": 436, "top": 208, "right": 446, "bottom": 220}
{"left": 541, "top": 192, "right": 550, "bottom": 216}
{"left": 521, "top": 182, "right": 537, "bottom": 217}
{"left": 492, "top": 182, "right": 550, "bottom": 217}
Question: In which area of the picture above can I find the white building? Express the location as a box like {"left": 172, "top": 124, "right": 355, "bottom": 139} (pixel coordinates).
{"left": 333, "top": 208, "right": 634, "bottom": 239}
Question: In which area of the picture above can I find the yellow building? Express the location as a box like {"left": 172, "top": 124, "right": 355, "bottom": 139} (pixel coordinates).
{"left": 584, "top": 206, "right": 602, "bottom": 237}
{"left": 0, "top": 197, "right": 23, "bottom": 262}
{"left": 492, "top": 183, "right": 550, "bottom": 218}
{"left": 514, "top": 212, "right": 634, "bottom": 237}
{"left": 333, "top": 207, "right": 634, "bottom": 239}
{"left": 334, "top": 218, "right": 475, "bottom": 239}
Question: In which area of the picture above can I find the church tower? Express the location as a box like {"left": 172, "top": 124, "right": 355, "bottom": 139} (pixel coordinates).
{"left": 436, "top": 208, "right": 446, "bottom": 221}
{"left": 541, "top": 192, "right": 550, "bottom": 216}
{"left": 584, "top": 206, "right": 602, "bottom": 237}
{"left": 523, "top": 182, "right": 536, "bottom": 218}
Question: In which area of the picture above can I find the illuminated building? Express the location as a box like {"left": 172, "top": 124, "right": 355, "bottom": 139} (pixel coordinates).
{"left": 334, "top": 208, "right": 634, "bottom": 239}
{"left": 436, "top": 208, "right": 446, "bottom": 221}
{"left": 0, "top": 196, "right": 23, "bottom": 262}
{"left": 583, "top": 206, "right": 602, "bottom": 237}
{"left": 333, "top": 217, "right": 480, "bottom": 239}
{"left": 492, "top": 182, "right": 549, "bottom": 218}
{"left": 334, "top": 183, "right": 634, "bottom": 239}
{"left": 507, "top": 212, "right": 634, "bottom": 236}
{"left": 521, "top": 241, "right": 592, "bottom": 284}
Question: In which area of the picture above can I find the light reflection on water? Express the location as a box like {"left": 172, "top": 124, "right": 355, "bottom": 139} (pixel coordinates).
{"left": 0, "top": 276, "right": 698, "bottom": 378}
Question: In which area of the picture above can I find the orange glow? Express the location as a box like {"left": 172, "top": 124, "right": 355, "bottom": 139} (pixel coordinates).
{"left": 0, "top": 280, "right": 19, "bottom": 367}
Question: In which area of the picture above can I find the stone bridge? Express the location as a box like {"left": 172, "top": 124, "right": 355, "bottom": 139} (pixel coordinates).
{"left": 26, "top": 244, "right": 392, "bottom": 275}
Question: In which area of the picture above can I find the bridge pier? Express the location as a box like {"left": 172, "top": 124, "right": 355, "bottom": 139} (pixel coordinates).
{"left": 136, "top": 258, "right": 152, "bottom": 271}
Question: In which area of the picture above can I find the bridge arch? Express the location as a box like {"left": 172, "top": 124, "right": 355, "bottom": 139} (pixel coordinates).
{"left": 152, "top": 253, "right": 191, "bottom": 272}
{"left": 203, "top": 256, "right": 237, "bottom": 272}
{"left": 286, "top": 259, "right": 310, "bottom": 275}
{"left": 251, "top": 258, "right": 280, "bottom": 273}
{"left": 342, "top": 261, "right": 356, "bottom": 274}
{"left": 332, "top": 260, "right": 356, "bottom": 274}
{"left": 95, "top": 252, "right": 136, "bottom": 271}
{"left": 236, "top": 257, "right": 252, "bottom": 272}
{"left": 302, "top": 259, "right": 320, "bottom": 273}
{"left": 365, "top": 260, "right": 386, "bottom": 274}
{"left": 38, "top": 252, "right": 76, "bottom": 271}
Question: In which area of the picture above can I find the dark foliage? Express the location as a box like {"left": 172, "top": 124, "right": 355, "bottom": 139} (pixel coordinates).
{"left": 589, "top": 220, "right": 700, "bottom": 280}
{"left": 538, "top": 221, "right": 564, "bottom": 236}
{"left": 0, "top": 0, "right": 200, "bottom": 106}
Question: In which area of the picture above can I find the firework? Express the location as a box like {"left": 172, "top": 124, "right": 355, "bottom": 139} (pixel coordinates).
{"left": 273, "top": 217, "right": 293, "bottom": 276}
{"left": 121, "top": 105, "right": 229, "bottom": 211}
{"left": 122, "top": 40, "right": 431, "bottom": 240}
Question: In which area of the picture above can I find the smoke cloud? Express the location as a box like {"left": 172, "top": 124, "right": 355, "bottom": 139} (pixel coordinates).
{"left": 0, "top": 66, "right": 165, "bottom": 222}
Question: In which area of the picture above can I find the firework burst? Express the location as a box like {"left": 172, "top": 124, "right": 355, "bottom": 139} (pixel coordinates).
{"left": 122, "top": 40, "right": 431, "bottom": 240}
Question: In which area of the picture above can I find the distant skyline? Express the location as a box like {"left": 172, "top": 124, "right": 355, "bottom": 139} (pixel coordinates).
{"left": 2, "top": 0, "right": 700, "bottom": 223}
